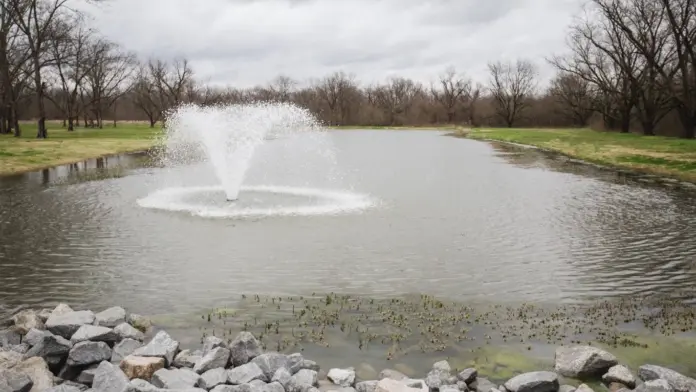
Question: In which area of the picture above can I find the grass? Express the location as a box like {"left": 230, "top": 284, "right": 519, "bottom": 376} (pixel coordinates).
{"left": 330, "top": 125, "right": 462, "bottom": 130}
{"left": 0, "top": 121, "right": 162, "bottom": 175}
{"left": 467, "top": 128, "right": 696, "bottom": 182}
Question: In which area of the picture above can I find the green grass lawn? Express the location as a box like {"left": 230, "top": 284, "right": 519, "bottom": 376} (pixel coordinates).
{"left": 468, "top": 128, "right": 696, "bottom": 182}
{"left": 0, "top": 121, "right": 162, "bottom": 175}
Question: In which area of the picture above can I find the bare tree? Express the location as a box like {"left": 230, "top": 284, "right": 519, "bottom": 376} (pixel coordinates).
{"left": 548, "top": 72, "right": 596, "bottom": 127}
{"left": 372, "top": 77, "right": 421, "bottom": 125}
{"left": 430, "top": 67, "right": 471, "bottom": 123}
{"left": 0, "top": 2, "right": 32, "bottom": 136}
{"left": 315, "top": 71, "right": 356, "bottom": 126}
{"left": 487, "top": 59, "right": 537, "bottom": 127}
{"left": 267, "top": 75, "right": 296, "bottom": 102}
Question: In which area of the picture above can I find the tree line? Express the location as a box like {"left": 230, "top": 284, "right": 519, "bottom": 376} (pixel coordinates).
{"left": 1, "top": 0, "right": 694, "bottom": 138}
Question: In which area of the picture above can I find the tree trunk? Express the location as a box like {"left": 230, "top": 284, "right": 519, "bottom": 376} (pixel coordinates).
{"left": 12, "top": 109, "right": 20, "bottom": 137}
{"left": 34, "top": 60, "right": 47, "bottom": 139}
{"left": 68, "top": 117, "right": 74, "bottom": 131}
{"left": 641, "top": 121, "right": 655, "bottom": 136}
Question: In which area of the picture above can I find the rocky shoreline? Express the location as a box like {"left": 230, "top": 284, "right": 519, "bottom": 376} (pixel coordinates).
{"left": 1, "top": 304, "right": 695, "bottom": 392}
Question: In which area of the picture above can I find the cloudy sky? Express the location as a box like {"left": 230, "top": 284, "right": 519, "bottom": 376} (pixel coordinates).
{"left": 82, "top": 0, "right": 586, "bottom": 89}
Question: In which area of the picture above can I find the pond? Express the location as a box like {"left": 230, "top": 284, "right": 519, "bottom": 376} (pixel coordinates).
{"left": 2, "top": 130, "right": 696, "bottom": 380}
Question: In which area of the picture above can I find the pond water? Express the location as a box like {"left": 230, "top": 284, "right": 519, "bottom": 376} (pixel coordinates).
{"left": 2, "top": 130, "right": 696, "bottom": 379}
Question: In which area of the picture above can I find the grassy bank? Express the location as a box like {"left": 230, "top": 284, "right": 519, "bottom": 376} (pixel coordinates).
{"left": 330, "top": 125, "right": 461, "bottom": 130}
{"left": 0, "top": 121, "right": 162, "bottom": 176}
{"left": 467, "top": 128, "right": 696, "bottom": 182}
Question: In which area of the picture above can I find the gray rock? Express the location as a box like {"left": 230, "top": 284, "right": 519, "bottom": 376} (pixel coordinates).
{"left": 56, "top": 381, "right": 89, "bottom": 391}
{"left": 456, "top": 381, "right": 468, "bottom": 392}
{"left": 92, "top": 361, "right": 129, "bottom": 392}
{"left": 433, "top": 361, "right": 451, "bottom": 373}
{"left": 0, "top": 369, "right": 33, "bottom": 392}
{"left": 67, "top": 341, "right": 112, "bottom": 367}
{"left": 558, "top": 386, "right": 575, "bottom": 392}
{"left": 230, "top": 332, "right": 263, "bottom": 367}
{"left": 70, "top": 325, "right": 118, "bottom": 344}
{"left": 75, "top": 365, "right": 99, "bottom": 386}
{"left": 229, "top": 363, "right": 266, "bottom": 385}
{"left": 575, "top": 385, "right": 593, "bottom": 392}
{"left": 252, "top": 353, "right": 290, "bottom": 382}
{"left": 203, "top": 336, "right": 227, "bottom": 352}
{"left": 7, "top": 344, "right": 29, "bottom": 354}
{"left": 45, "top": 311, "right": 96, "bottom": 339}
{"left": 272, "top": 367, "right": 293, "bottom": 390}
{"left": 131, "top": 330, "right": 180, "bottom": 366}
{"left": 426, "top": 368, "right": 451, "bottom": 390}
{"left": 199, "top": 368, "right": 228, "bottom": 390}
{"left": 57, "top": 362, "right": 85, "bottom": 382}
{"left": 503, "top": 371, "right": 559, "bottom": 392}
{"left": 603, "top": 365, "right": 636, "bottom": 388}
{"left": 457, "top": 369, "right": 477, "bottom": 385}
{"left": 210, "top": 386, "right": 239, "bottom": 392}
{"left": 287, "top": 353, "right": 304, "bottom": 374}
{"left": 328, "top": 368, "right": 356, "bottom": 388}
{"left": 441, "top": 385, "right": 459, "bottom": 392}
{"left": 639, "top": 365, "right": 696, "bottom": 392}
{"left": 174, "top": 349, "right": 202, "bottom": 368}
{"left": 126, "top": 314, "right": 151, "bottom": 333}
{"left": 266, "top": 382, "right": 287, "bottom": 392}
{"left": 194, "top": 347, "right": 230, "bottom": 374}
{"left": 151, "top": 368, "right": 201, "bottom": 389}
{"left": 113, "top": 323, "right": 144, "bottom": 342}
{"left": 472, "top": 379, "right": 497, "bottom": 392}
{"left": 95, "top": 307, "right": 126, "bottom": 328}
{"left": 129, "top": 379, "right": 158, "bottom": 392}
{"left": 294, "top": 369, "right": 319, "bottom": 387}
{"left": 379, "top": 370, "right": 408, "bottom": 381}
{"left": 37, "top": 309, "right": 53, "bottom": 323}
{"left": 23, "top": 334, "right": 72, "bottom": 361}
{"left": 374, "top": 378, "right": 423, "bottom": 392}
{"left": 111, "top": 338, "right": 142, "bottom": 364}
{"left": 356, "top": 381, "right": 379, "bottom": 392}
{"left": 24, "top": 329, "right": 52, "bottom": 347}
{"left": 44, "top": 385, "right": 83, "bottom": 392}
{"left": 8, "top": 356, "right": 54, "bottom": 392}
{"left": 554, "top": 346, "right": 617, "bottom": 378}
{"left": 50, "top": 304, "right": 74, "bottom": 318}
{"left": 0, "top": 329, "right": 22, "bottom": 347}
{"left": 636, "top": 380, "right": 674, "bottom": 392}
{"left": 11, "top": 310, "right": 45, "bottom": 335}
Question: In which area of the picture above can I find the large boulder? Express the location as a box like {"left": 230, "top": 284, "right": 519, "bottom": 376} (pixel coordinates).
{"left": 638, "top": 365, "right": 696, "bottom": 392}
{"left": 151, "top": 367, "right": 201, "bottom": 389}
{"left": 193, "top": 347, "right": 230, "bottom": 374}
{"left": 503, "top": 372, "right": 559, "bottom": 392}
{"left": 69, "top": 325, "right": 118, "bottom": 345}
{"left": 554, "top": 346, "right": 617, "bottom": 378}
{"left": 0, "top": 329, "right": 23, "bottom": 348}
{"left": 92, "top": 361, "right": 130, "bottom": 392}
{"left": 113, "top": 323, "right": 144, "bottom": 342}
{"left": 119, "top": 355, "right": 165, "bottom": 380}
{"left": 94, "top": 307, "right": 126, "bottom": 328}
{"left": 67, "top": 341, "right": 112, "bottom": 367}
{"left": 603, "top": 365, "right": 636, "bottom": 388}
{"left": 0, "top": 369, "right": 33, "bottom": 392}
{"left": 272, "top": 367, "right": 293, "bottom": 390}
{"left": 251, "top": 353, "right": 290, "bottom": 382}
{"left": 199, "top": 368, "right": 228, "bottom": 390}
{"left": 111, "top": 338, "right": 142, "bottom": 364}
{"left": 329, "top": 368, "right": 357, "bottom": 388}
{"left": 294, "top": 369, "right": 319, "bottom": 387}
{"left": 24, "top": 329, "right": 52, "bottom": 347}
{"left": 49, "top": 305, "right": 73, "bottom": 318}
{"left": 75, "top": 364, "right": 99, "bottom": 386}
{"left": 457, "top": 369, "right": 477, "bottom": 385}
{"left": 229, "top": 332, "right": 263, "bottom": 367}
{"left": 11, "top": 310, "right": 44, "bottom": 335}
{"left": 635, "top": 379, "right": 674, "bottom": 392}
{"left": 22, "top": 335, "right": 72, "bottom": 366}
{"left": 45, "top": 311, "right": 96, "bottom": 339}
{"left": 131, "top": 330, "right": 180, "bottom": 366}
{"left": 12, "top": 357, "right": 55, "bottom": 392}
{"left": 228, "top": 363, "right": 266, "bottom": 385}
{"left": 173, "top": 349, "right": 202, "bottom": 369}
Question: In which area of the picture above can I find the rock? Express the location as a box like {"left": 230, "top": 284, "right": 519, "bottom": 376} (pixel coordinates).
{"left": 636, "top": 379, "right": 674, "bottom": 392}
{"left": 50, "top": 305, "right": 74, "bottom": 318}
{"left": 472, "top": 378, "right": 497, "bottom": 392}
{"left": 131, "top": 330, "right": 180, "bottom": 366}
{"left": 379, "top": 370, "right": 408, "bottom": 381}
{"left": 603, "top": 365, "right": 636, "bottom": 388}
{"left": 111, "top": 338, "right": 142, "bottom": 364}
{"left": 503, "top": 372, "right": 559, "bottom": 392}
{"left": 129, "top": 379, "right": 158, "bottom": 392}
{"left": 199, "top": 368, "right": 228, "bottom": 390}
{"left": 606, "top": 383, "right": 627, "bottom": 392}
{"left": 426, "top": 368, "right": 451, "bottom": 390}
{"left": 456, "top": 381, "right": 468, "bottom": 391}
{"left": 45, "top": 311, "right": 96, "bottom": 339}
{"left": 0, "top": 329, "right": 22, "bottom": 347}
{"left": 356, "top": 381, "right": 379, "bottom": 392}
{"left": 67, "top": 341, "right": 112, "bottom": 367}
{"left": 210, "top": 387, "right": 238, "bottom": 392}
{"left": 57, "top": 362, "right": 85, "bottom": 382}
{"left": 113, "top": 323, "right": 144, "bottom": 342}
{"left": 230, "top": 332, "right": 263, "bottom": 367}
{"left": 151, "top": 368, "right": 201, "bottom": 389}
{"left": 75, "top": 365, "right": 99, "bottom": 386}
{"left": 266, "top": 382, "right": 288, "bottom": 392}
{"left": 375, "top": 379, "right": 422, "bottom": 392}
{"left": 272, "top": 367, "right": 293, "bottom": 390}
{"left": 119, "top": 355, "right": 165, "bottom": 380}
{"left": 294, "top": 369, "right": 319, "bottom": 387}
{"left": 328, "top": 388, "right": 357, "bottom": 392}
{"left": 0, "top": 369, "right": 33, "bottom": 392}
{"left": 194, "top": 347, "right": 230, "bottom": 374}
{"left": 0, "top": 350, "right": 22, "bottom": 369}
{"left": 174, "top": 349, "right": 202, "bottom": 368}
{"left": 92, "top": 361, "right": 129, "bottom": 392}
{"left": 558, "top": 386, "right": 575, "bottom": 392}
{"left": 441, "top": 386, "right": 459, "bottom": 392}
{"left": 639, "top": 365, "right": 696, "bottom": 392}
{"left": 44, "top": 385, "right": 83, "bottom": 392}
{"left": 433, "top": 361, "right": 451, "bottom": 373}
{"left": 554, "top": 346, "right": 617, "bottom": 378}
{"left": 13, "top": 357, "right": 55, "bottom": 392}
{"left": 24, "top": 329, "right": 52, "bottom": 347}
{"left": 70, "top": 325, "right": 118, "bottom": 344}
{"left": 575, "top": 385, "right": 593, "bottom": 392}
{"left": 229, "top": 363, "right": 266, "bottom": 385}
{"left": 94, "top": 307, "right": 126, "bottom": 328}
{"left": 23, "top": 334, "right": 72, "bottom": 362}
{"left": 7, "top": 344, "right": 29, "bottom": 354}
{"left": 252, "top": 353, "right": 290, "bottom": 381}
{"left": 356, "top": 364, "right": 378, "bottom": 381}
{"left": 58, "top": 381, "right": 88, "bottom": 392}
{"left": 328, "top": 368, "right": 356, "bottom": 388}
{"left": 202, "top": 336, "right": 227, "bottom": 352}
{"left": 126, "top": 314, "right": 151, "bottom": 333}
{"left": 37, "top": 309, "right": 53, "bottom": 323}
{"left": 12, "top": 310, "right": 45, "bottom": 335}
{"left": 457, "top": 369, "right": 477, "bottom": 385}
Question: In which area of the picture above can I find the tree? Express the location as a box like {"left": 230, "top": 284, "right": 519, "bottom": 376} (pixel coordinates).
{"left": 548, "top": 72, "right": 596, "bottom": 127}
{"left": 371, "top": 77, "right": 421, "bottom": 125}
{"left": 487, "top": 59, "right": 537, "bottom": 127}
{"left": 315, "top": 71, "right": 356, "bottom": 126}
{"left": 430, "top": 67, "right": 471, "bottom": 123}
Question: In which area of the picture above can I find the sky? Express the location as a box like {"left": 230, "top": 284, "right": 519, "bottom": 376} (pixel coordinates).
{"left": 81, "top": 0, "right": 587, "bottom": 89}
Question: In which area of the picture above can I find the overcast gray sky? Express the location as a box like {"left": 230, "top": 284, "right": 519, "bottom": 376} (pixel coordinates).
{"left": 82, "top": 0, "right": 586, "bottom": 89}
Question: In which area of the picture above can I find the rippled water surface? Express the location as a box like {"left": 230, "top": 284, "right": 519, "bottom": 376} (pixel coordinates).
{"left": 2, "top": 130, "right": 696, "bottom": 316}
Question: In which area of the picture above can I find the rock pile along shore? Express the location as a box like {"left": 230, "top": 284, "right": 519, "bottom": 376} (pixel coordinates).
{"left": 1, "top": 304, "right": 695, "bottom": 392}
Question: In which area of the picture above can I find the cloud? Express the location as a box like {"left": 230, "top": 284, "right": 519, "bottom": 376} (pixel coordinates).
{"left": 81, "top": 0, "right": 585, "bottom": 89}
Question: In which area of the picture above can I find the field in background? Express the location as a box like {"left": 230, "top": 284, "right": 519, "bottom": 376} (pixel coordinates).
{"left": 468, "top": 128, "right": 696, "bottom": 182}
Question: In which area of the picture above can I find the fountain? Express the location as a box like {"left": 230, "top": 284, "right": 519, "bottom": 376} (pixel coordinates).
{"left": 137, "top": 102, "right": 376, "bottom": 218}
